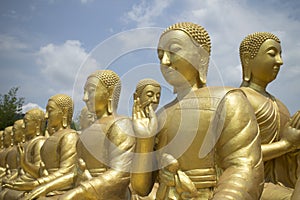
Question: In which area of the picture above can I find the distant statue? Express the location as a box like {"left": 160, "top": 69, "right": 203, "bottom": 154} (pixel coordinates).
{"left": 78, "top": 106, "right": 96, "bottom": 132}
{"left": 0, "top": 120, "right": 25, "bottom": 199}
{"left": 23, "top": 70, "right": 135, "bottom": 200}
{"left": 4, "top": 94, "right": 78, "bottom": 197}
{"left": 2, "top": 108, "right": 46, "bottom": 199}
{"left": 0, "top": 126, "right": 13, "bottom": 180}
{"left": 5, "top": 119, "right": 25, "bottom": 180}
{"left": 0, "top": 130, "right": 5, "bottom": 176}
{"left": 239, "top": 32, "right": 300, "bottom": 200}
{"left": 131, "top": 22, "right": 264, "bottom": 200}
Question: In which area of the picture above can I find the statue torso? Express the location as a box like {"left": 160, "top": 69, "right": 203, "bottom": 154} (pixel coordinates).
{"left": 41, "top": 129, "right": 77, "bottom": 173}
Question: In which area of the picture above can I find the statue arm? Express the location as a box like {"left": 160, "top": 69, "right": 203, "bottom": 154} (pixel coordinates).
{"left": 21, "top": 139, "right": 45, "bottom": 179}
{"left": 131, "top": 104, "right": 165, "bottom": 196}
{"left": 214, "top": 90, "right": 264, "bottom": 200}
{"left": 261, "top": 141, "right": 292, "bottom": 161}
{"left": 37, "top": 132, "right": 78, "bottom": 185}
{"left": 131, "top": 136, "right": 157, "bottom": 196}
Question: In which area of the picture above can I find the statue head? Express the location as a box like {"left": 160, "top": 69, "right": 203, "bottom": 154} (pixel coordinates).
{"left": 239, "top": 32, "right": 282, "bottom": 87}
{"left": 46, "top": 94, "right": 73, "bottom": 135}
{"left": 3, "top": 126, "right": 13, "bottom": 148}
{"left": 12, "top": 119, "right": 25, "bottom": 144}
{"left": 83, "top": 70, "right": 121, "bottom": 118}
{"left": 79, "top": 106, "right": 96, "bottom": 130}
{"left": 134, "top": 78, "right": 161, "bottom": 115}
{"left": 24, "top": 108, "right": 46, "bottom": 139}
{"left": 158, "top": 22, "right": 211, "bottom": 91}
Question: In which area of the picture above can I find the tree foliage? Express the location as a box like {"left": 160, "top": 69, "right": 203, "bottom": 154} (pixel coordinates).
{"left": 0, "top": 87, "right": 25, "bottom": 130}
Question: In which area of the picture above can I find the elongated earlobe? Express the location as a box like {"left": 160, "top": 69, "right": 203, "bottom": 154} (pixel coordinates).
{"left": 243, "top": 53, "right": 251, "bottom": 82}
{"left": 107, "top": 99, "right": 113, "bottom": 114}
{"left": 62, "top": 116, "right": 68, "bottom": 128}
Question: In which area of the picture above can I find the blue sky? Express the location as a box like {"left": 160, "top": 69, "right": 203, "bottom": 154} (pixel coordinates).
{"left": 0, "top": 0, "right": 300, "bottom": 118}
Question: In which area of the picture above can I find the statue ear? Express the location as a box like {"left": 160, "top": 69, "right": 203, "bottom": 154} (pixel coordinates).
{"left": 62, "top": 116, "right": 68, "bottom": 128}
{"left": 35, "top": 119, "right": 41, "bottom": 136}
{"left": 133, "top": 92, "right": 138, "bottom": 101}
{"left": 198, "top": 63, "right": 208, "bottom": 86}
{"left": 198, "top": 51, "right": 209, "bottom": 86}
{"left": 61, "top": 108, "right": 69, "bottom": 128}
{"left": 243, "top": 53, "right": 251, "bottom": 82}
{"left": 107, "top": 98, "right": 113, "bottom": 114}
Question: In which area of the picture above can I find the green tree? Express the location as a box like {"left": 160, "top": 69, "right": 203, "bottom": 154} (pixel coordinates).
{"left": 0, "top": 87, "right": 25, "bottom": 130}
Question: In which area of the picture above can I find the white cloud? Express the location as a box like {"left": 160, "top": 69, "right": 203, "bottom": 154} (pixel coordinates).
{"left": 22, "top": 102, "right": 45, "bottom": 113}
{"left": 80, "top": 0, "right": 94, "bottom": 4}
{"left": 0, "top": 34, "right": 28, "bottom": 52}
{"left": 124, "top": 0, "right": 173, "bottom": 27}
{"left": 36, "top": 40, "right": 97, "bottom": 88}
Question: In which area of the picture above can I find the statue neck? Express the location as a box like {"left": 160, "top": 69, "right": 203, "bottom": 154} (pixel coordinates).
{"left": 248, "top": 81, "right": 270, "bottom": 98}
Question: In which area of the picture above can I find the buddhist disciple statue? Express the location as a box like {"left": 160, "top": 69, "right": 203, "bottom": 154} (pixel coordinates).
{"left": 78, "top": 106, "right": 96, "bottom": 132}
{"left": 131, "top": 22, "right": 264, "bottom": 200}
{"left": 0, "top": 120, "right": 25, "bottom": 199}
{"left": 0, "top": 126, "right": 13, "bottom": 181}
{"left": 239, "top": 32, "right": 300, "bottom": 199}
{"left": 24, "top": 70, "right": 135, "bottom": 200}
{"left": 130, "top": 79, "right": 161, "bottom": 200}
{"left": 2, "top": 108, "right": 46, "bottom": 199}
{"left": 5, "top": 119, "right": 25, "bottom": 180}
{"left": 4, "top": 94, "right": 78, "bottom": 197}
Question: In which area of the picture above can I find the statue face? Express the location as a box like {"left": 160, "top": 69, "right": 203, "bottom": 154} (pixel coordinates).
{"left": 23, "top": 114, "right": 36, "bottom": 137}
{"left": 83, "top": 77, "right": 109, "bottom": 117}
{"left": 248, "top": 39, "right": 283, "bottom": 85}
{"left": 13, "top": 121, "right": 24, "bottom": 143}
{"left": 46, "top": 100, "right": 63, "bottom": 135}
{"left": 79, "top": 107, "right": 95, "bottom": 130}
{"left": 157, "top": 30, "right": 201, "bottom": 88}
{"left": 139, "top": 85, "right": 161, "bottom": 112}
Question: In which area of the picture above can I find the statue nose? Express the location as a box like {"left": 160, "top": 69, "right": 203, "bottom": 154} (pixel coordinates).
{"left": 161, "top": 51, "right": 171, "bottom": 66}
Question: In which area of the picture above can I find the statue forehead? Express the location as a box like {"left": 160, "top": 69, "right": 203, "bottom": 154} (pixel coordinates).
{"left": 158, "top": 29, "right": 194, "bottom": 47}
{"left": 258, "top": 39, "right": 281, "bottom": 51}
{"left": 141, "top": 85, "right": 161, "bottom": 93}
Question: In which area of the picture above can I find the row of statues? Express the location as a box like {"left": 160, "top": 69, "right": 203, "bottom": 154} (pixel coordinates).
{"left": 0, "top": 22, "right": 300, "bottom": 199}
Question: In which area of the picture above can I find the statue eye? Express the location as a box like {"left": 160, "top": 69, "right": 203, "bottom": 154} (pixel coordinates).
{"left": 157, "top": 49, "right": 164, "bottom": 60}
{"left": 146, "top": 91, "right": 154, "bottom": 97}
{"left": 169, "top": 44, "right": 182, "bottom": 53}
{"left": 267, "top": 49, "right": 276, "bottom": 57}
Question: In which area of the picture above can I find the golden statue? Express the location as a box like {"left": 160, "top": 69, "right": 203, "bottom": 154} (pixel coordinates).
{"left": 23, "top": 70, "right": 135, "bottom": 200}
{"left": 4, "top": 94, "right": 78, "bottom": 196}
{"left": 130, "top": 78, "right": 161, "bottom": 200}
{"left": 5, "top": 119, "right": 25, "bottom": 180}
{"left": 0, "top": 126, "right": 13, "bottom": 180}
{"left": 1, "top": 108, "right": 46, "bottom": 200}
{"left": 239, "top": 32, "right": 300, "bottom": 199}
{"left": 0, "top": 130, "right": 5, "bottom": 176}
{"left": 0, "top": 120, "right": 25, "bottom": 199}
{"left": 78, "top": 106, "right": 96, "bottom": 132}
{"left": 131, "top": 22, "right": 264, "bottom": 200}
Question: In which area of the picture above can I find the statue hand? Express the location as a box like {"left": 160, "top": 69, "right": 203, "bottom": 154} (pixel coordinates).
{"left": 175, "top": 171, "right": 198, "bottom": 198}
{"left": 5, "top": 180, "right": 38, "bottom": 191}
{"left": 133, "top": 97, "right": 157, "bottom": 138}
{"left": 76, "top": 158, "right": 92, "bottom": 183}
{"left": 18, "top": 143, "right": 25, "bottom": 167}
{"left": 282, "top": 111, "right": 300, "bottom": 149}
